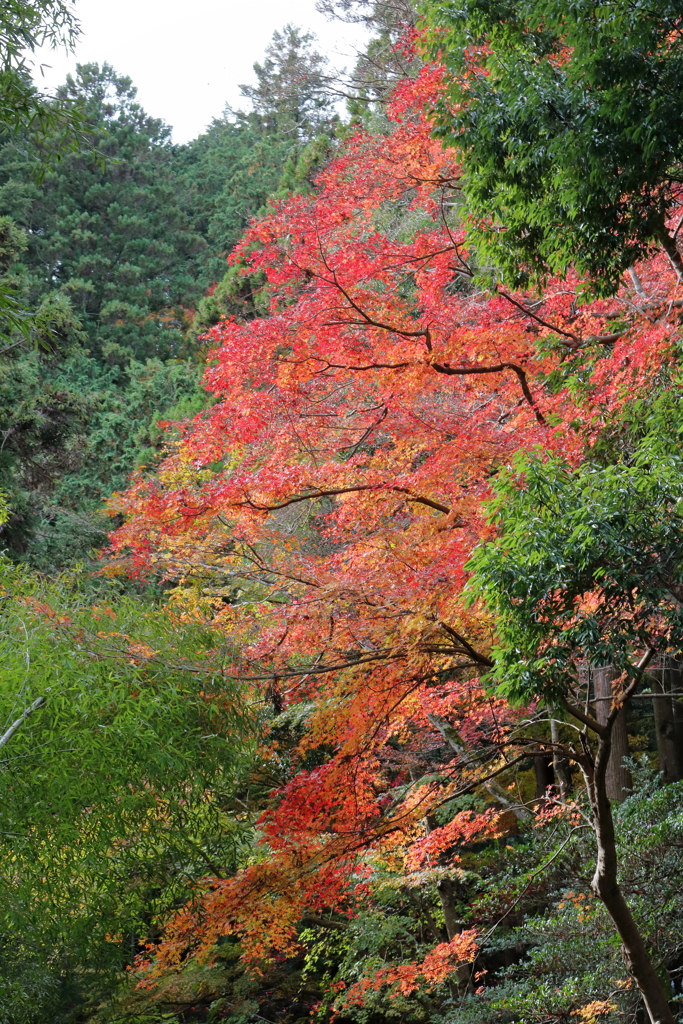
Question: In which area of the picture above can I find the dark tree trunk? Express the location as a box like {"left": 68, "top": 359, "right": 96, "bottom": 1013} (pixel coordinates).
{"left": 534, "top": 752, "right": 554, "bottom": 800}
{"left": 666, "top": 662, "right": 683, "bottom": 780}
{"left": 655, "top": 218, "right": 683, "bottom": 282}
{"left": 593, "top": 666, "right": 632, "bottom": 802}
{"left": 436, "top": 876, "right": 460, "bottom": 941}
{"left": 583, "top": 714, "right": 677, "bottom": 1024}
{"left": 650, "top": 665, "right": 683, "bottom": 784}
{"left": 674, "top": 699, "right": 683, "bottom": 767}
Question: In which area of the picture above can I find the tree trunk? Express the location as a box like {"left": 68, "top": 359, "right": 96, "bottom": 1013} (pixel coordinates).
{"left": 654, "top": 218, "right": 683, "bottom": 282}
{"left": 534, "top": 752, "right": 554, "bottom": 800}
{"left": 551, "top": 719, "right": 572, "bottom": 796}
{"left": 436, "top": 876, "right": 460, "bottom": 941}
{"left": 585, "top": 722, "right": 677, "bottom": 1024}
{"left": 665, "top": 661, "right": 683, "bottom": 780}
{"left": 650, "top": 664, "right": 683, "bottom": 784}
{"left": 628, "top": 267, "right": 649, "bottom": 300}
{"left": 409, "top": 760, "right": 460, "bottom": 941}
{"left": 674, "top": 699, "right": 683, "bottom": 767}
{"left": 593, "top": 666, "right": 632, "bottom": 802}
{"left": 427, "top": 713, "right": 532, "bottom": 820}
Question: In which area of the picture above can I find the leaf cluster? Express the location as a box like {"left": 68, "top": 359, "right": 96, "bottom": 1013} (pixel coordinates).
{"left": 470, "top": 394, "right": 683, "bottom": 702}
{"left": 422, "top": 0, "right": 683, "bottom": 294}
{"left": 0, "top": 557, "right": 257, "bottom": 1021}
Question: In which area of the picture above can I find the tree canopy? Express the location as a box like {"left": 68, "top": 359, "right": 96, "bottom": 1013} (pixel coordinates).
{"left": 107, "top": 45, "right": 683, "bottom": 1023}
{"left": 423, "top": 0, "right": 683, "bottom": 293}
{"left": 470, "top": 404, "right": 683, "bottom": 703}
{"left": 0, "top": 27, "right": 336, "bottom": 568}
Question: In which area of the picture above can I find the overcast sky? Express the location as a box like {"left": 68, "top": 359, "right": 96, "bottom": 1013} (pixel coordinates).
{"left": 32, "top": 0, "right": 369, "bottom": 144}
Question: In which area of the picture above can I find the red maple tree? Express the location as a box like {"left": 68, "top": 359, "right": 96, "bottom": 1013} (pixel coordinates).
{"left": 108, "top": 54, "right": 683, "bottom": 1001}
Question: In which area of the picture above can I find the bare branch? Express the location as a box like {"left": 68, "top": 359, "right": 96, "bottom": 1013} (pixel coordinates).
{"left": 240, "top": 484, "right": 451, "bottom": 515}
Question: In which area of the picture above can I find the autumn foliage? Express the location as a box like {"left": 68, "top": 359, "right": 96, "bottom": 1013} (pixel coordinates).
{"left": 108, "top": 45, "right": 683, "bottom": 1003}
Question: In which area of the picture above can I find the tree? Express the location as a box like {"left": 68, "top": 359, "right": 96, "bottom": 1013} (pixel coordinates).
{"left": 469, "top": 414, "right": 683, "bottom": 1024}
{"left": 107, "top": 57, "right": 683, "bottom": 1018}
{"left": 317, "top": 0, "right": 421, "bottom": 114}
{"left": 174, "top": 116, "right": 292, "bottom": 293}
{"left": 0, "top": 25, "right": 347, "bottom": 568}
{"left": 180, "top": 25, "right": 341, "bottom": 329}
{"left": 0, "top": 62, "right": 212, "bottom": 564}
{"left": 0, "top": 0, "right": 80, "bottom": 139}
{"left": 0, "top": 0, "right": 83, "bottom": 341}
{"left": 422, "top": 0, "right": 683, "bottom": 295}
{"left": 0, "top": 348, "right": 205, "bottom": 563}
{"left": 0, "top": 62, "right": 207, "bottom": 364}
{"left": 238, "top": 24, "right": 338, "bottom": 143}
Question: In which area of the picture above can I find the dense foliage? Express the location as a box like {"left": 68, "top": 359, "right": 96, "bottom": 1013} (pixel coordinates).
{"left": 3, "top": 2, "right": 683, "bottom": 1023}
{"left": 424, "top": 0, "right": 683, "bottom": 293}
{"left": 0, "top": 27, "right": 334, "bottom": 567}
{"left": 471, "top": 402, "right": 683, "bottom": 702}
{"left": 107, "top": 32, "right": 683, "bottom": 1024}
{"left": 0, "top": 559, "right": 257, "bottom": 1022}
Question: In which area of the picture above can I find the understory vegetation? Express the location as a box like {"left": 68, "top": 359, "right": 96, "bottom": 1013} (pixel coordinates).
{"left": 2, "top": 2, "right": 683, "bottom": 1023}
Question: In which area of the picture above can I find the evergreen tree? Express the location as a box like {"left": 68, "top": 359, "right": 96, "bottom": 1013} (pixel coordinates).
{"left": 0, "top": 62, "right": 207, "bottom": 364}
{"left": 423, "top": 0, "right": 683, "bottom": 294}
{"left": 318, "top": 0, "right": 420, "bottom": 113}
{"left": 172, "top": 115, "right": 290, "bottom": 292}
{"left": 0, "top": 33, "right": 340, "bottom": 567}
{"left": 183, "top": 25, "right": 340, "bottom": 328}
{"left": 239, "top": 24, "right": 337, "bottom": 142}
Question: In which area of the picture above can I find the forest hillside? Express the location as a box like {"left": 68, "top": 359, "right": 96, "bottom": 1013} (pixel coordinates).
{"left": 2, "top": 2, "right": 683, "bottom": 1024}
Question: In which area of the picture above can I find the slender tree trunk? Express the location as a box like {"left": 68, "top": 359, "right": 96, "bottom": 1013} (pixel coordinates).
{"left": 650, "top": 665, "right": 682, "bottom": 784}
{"left": 665, "top": 661, "right": 683, "bottom": 779}
{"left": 405, "top": 887, "right": 446, "bottom": 944}
{"left": 427, "top": 713, "right": 531, "bottom": 820}
{"left": 584, "top": 721, "right": 676, "bottom": 1024}
{"left": 593, "top": 666, "right": 632, "bottom": 802}
{"left": 436, "top": 876, "right": 460, "bottom": 941}
{"left": 409, "top": 760, "right": 460, "bottom": 940}
{"left": 628, "top": 267, "right": 649, "bottom": 300}
{"left": 674, "top": 699, "right": 683, "bottom": 771}
{"left": 0, "top": 695, "right": 46, "bottom": 748}
{"left": 551, "top": 719, "right": 572, "bottom": 796}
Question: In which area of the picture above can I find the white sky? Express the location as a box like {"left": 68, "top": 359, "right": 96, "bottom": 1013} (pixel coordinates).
{"left": 32, "top": 0, "right": 369, "bottom": 144}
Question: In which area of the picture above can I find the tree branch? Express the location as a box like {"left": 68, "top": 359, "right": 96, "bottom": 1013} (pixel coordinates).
{"left": 0, "top": 695, "right": 46, "bottom": 750}
{"left": 562, "top": 698, "right": 605, "bottom": 736}
{"left": 240, "top": 484, "right": 451, "bottom": 515}
{"left": 430, "top": 360, "right": 546, "bottom": 424}
{"left": 437, "top": 620, "right": 493, "bottom": 667}
{"left": 496, "top": 288, "right": 581, "bottom": 344}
